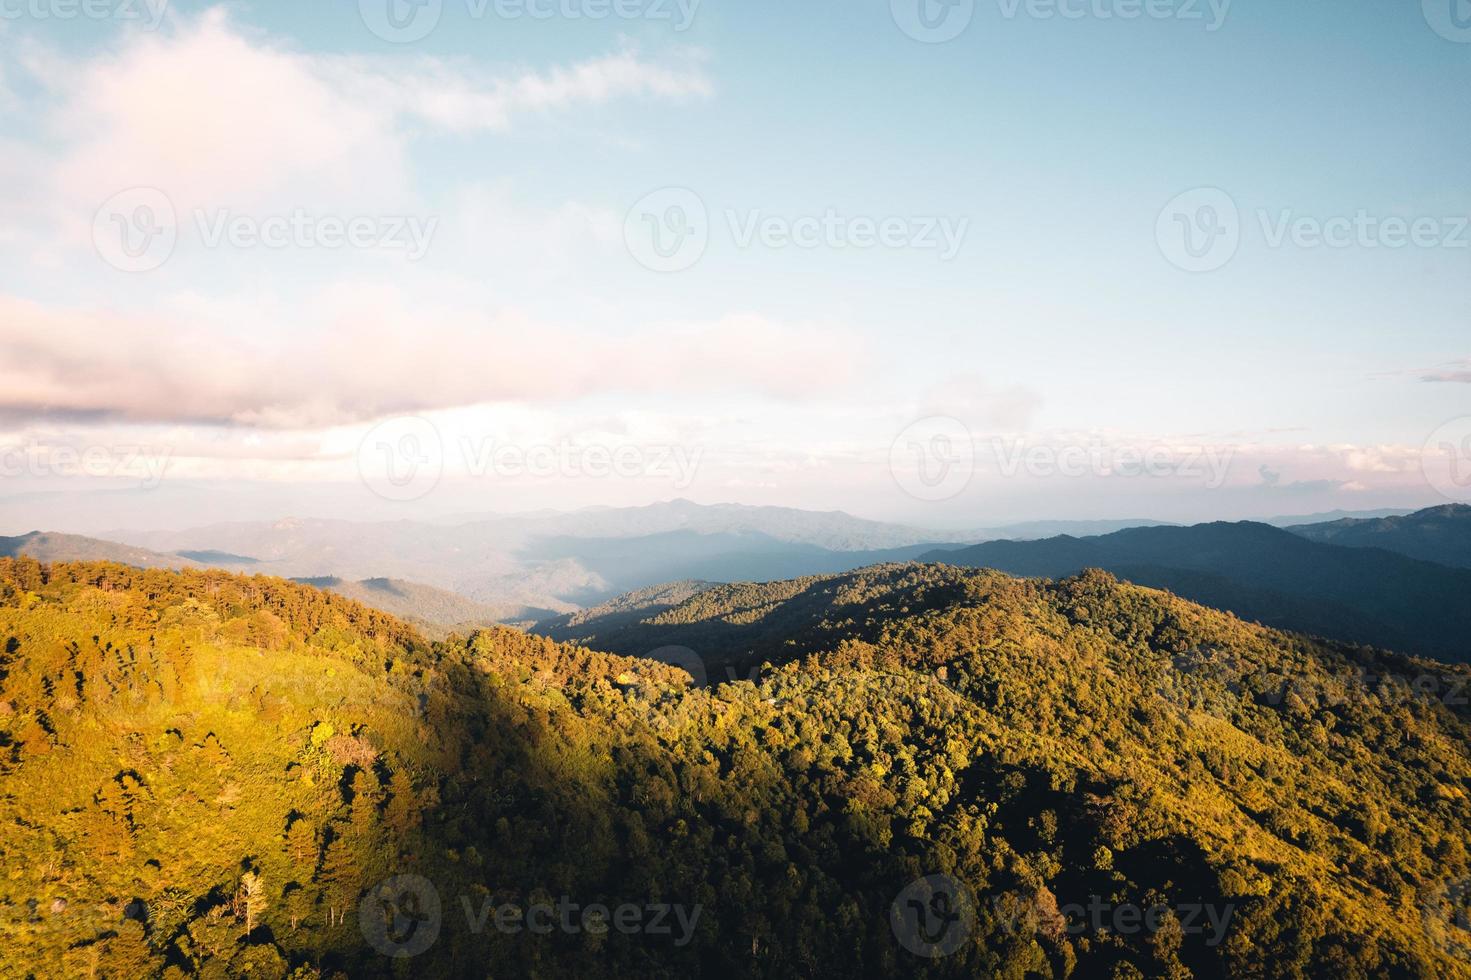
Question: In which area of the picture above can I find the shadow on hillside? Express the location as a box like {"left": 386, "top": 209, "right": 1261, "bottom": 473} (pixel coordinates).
{"left": 537, "top": 566, "right": 977, "bottom": 684}
{"left": 294, "top": 650, "right": 999, "bottom": 979}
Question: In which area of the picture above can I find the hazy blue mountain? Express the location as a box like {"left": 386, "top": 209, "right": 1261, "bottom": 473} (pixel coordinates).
{"left": 111, "top": 517, "right": 570, "bottom": 608}
{"left": 106, "top": 503, "right": 962, "bottom": 611}
{"left": 922, "top": 521, "right": 1471, "bottom": 662}
{"left": 1262, "top": 507, "right": 1416, "bottom": 527}
{"left": 291, "top": 575, "right": 556, "bottom": 635}
{"left": 966, "top": 517, "right": 1177, "bottom": 540}
{"left": 516, "top": 530, "right": 941, "bottom": 599}
{"left": 1286, "top": 504, "right": 1471, "bottom": 568}
{"left": 0, "top": 532, "right": 551, "bottom": 633}
{"left": 63, "top": 501, "right": 1471, "bottom": 662}
{"left": 428, "top": 498, "right": 950, "bottom": 549}
{"left": 175, "top": 549, "right": 261, "bottom": 565}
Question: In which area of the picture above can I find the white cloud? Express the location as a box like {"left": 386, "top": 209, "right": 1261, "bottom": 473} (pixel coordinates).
{"left": 915, "top": 373, "right": 1044, "bottom": 431}
{"left": 17, "top": 8, "right": 711, "bottom": 234}
{"left": 448, "top": 181, "right": 622, "bottom": 288}
{"left": 44, "top": 11, "right": 405, "bottom": 214}
{"left": 1419, "top": 358, "right": 1471, "bottom": 384}
{"left": 0, "top": 292, "right": 864, "bottom": 429}
{"left": 370, "top": 45, "right": 712, "bottom": 133}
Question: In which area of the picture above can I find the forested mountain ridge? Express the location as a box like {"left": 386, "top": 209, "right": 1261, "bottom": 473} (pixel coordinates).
{"left": 536, "top": 579, "right": 717, "bottom": 646}
{"left": 1287, "top": 504, "right": 1471, "bottom": 569}
{"left": 921, "top": 521, "right": 1471, "bottom": 662}
{"left": 1, "top": 559, "right": 1469, "bottom": 977}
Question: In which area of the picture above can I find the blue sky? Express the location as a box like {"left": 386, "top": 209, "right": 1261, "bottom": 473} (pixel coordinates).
{"left": 0, "top": 0, "right": 1467, "bottom": 532}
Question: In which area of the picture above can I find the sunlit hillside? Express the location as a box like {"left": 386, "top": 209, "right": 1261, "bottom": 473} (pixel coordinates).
{"left": 1, "top": 560, "right": 1467, "bottom": 978}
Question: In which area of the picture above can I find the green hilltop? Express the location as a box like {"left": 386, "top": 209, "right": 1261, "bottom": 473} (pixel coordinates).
{"left": 0, "top": 559, "right": 1468, "bottom": 978}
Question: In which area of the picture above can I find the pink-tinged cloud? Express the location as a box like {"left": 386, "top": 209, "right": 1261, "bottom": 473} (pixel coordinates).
{"left": 0, "top": 294, "right": 865, "bottom": 428}
{"left": 1420, "top": 365, "right": 1471, "bottom": 383}
{"left": 28, "top": 9, "right": 711, "bottom": 220}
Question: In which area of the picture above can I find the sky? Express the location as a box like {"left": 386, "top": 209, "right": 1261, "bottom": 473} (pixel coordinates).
{"left": 0, "top": 0, "right": 1468, "bottom": 533}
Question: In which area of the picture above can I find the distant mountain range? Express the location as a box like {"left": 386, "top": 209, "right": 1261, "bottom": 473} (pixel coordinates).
{"left": 105, "top": 503, "right": 1205, "bottom": 593}
{"left": 291, "top": 576, "right": 556, "bottom": 636}
{"left": 104, "top": 502, "right": 956, "bottom": 611}
{"left": 0, "top": 531, "right": 201, "bottom": 570}
{"left": 429, "top": 499, "right": 947, "bottom": 550}
{"left": 946, "top": 517, "right": 1178, "bottom": 541}
{"left": 11, "top": 501, "right": 1464, "bottom": 664}
{"left": 1266, "top": 507, "right": 1416, "bottom": 527}
{"left": 0, "top": 532, "right": 523, "bottom": 633}
{"left": 1286, "top": 503, "right": 1471, "bottom": 568}
{"left": 923, "top": 510, "right": 1471, "bottom": 662}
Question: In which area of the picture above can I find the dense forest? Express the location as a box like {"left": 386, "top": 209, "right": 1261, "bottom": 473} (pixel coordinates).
{"left": 0, "top": 559, "right": 1468, "bottom": 977}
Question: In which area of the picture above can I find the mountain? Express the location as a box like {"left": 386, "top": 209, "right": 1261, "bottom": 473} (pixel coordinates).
{"left": 0, "top": 531, "right": 203, "bottom": 570}
{"left": 292, "top": 576, "right": 561, "bottom": 636}
{"left": 0, "top": 532, "right": 559, "bottom": 634}
{"left": 108, "top": 516, "right": 593, "bottom": 610}
{"left": 537, "top": 578, "right": 717, "bottom": 646}
{"left": 519, "top": 529, "right": 939, "bottom": 595}
{"left": 101, "top": 504, "right": 1194, "bottom": 615}
{"left": 176, "top": 549, "right": 262, "bottom": 566}
{"left": 1287, "top": 504, "right": 1471, "bottom": 568}
{"left": 922, "top": 521, "right": 1471, "bottom": 662}
{"left": 106, "top": 503, "right": 964, "bottom": 611}
{"left": 1262, "top": 507, "right": 1416, "bottom": 527}
{"left": 503, "top": 498, "right": 951, "bottom": 550}
{"left": 968, "top": 518, "right": 1178, "bottom": 540}
{"left": 2, "top": 558, "right": 1466, "bottom": 976}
